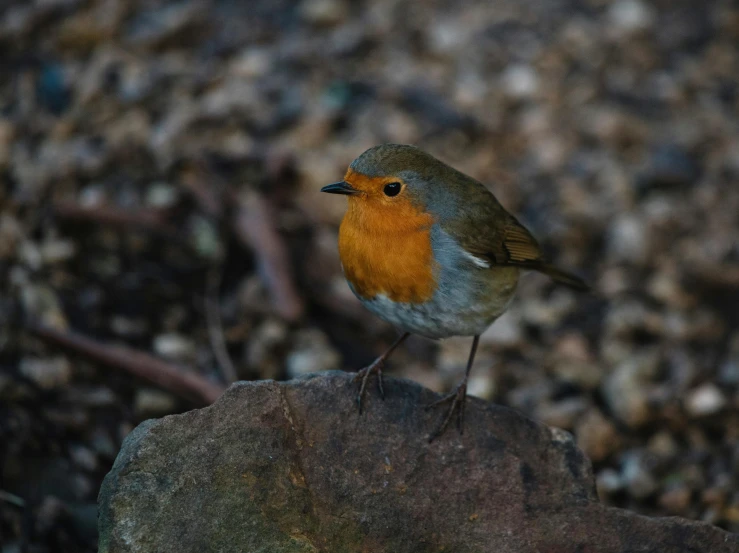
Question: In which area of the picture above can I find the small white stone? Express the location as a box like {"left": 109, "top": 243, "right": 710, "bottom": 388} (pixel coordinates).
{"left": 501, "top": 64, "right": 539, "bottom": 100}
{"left": 467, "top": 371, "right": 495, "bottom": 400}
{"left": 19, "top": 357, "right": 72, "bottom": 390}
{"left": 145, "top": 182, "right": 179, "bottom": 208}
{"left": 153, "top": 333, "right": 196, "bottom": 362}
{"left": 597, "top": 468, "right": 624, "bottom": 495}
{"left": 134, "top": 388, "right": 178, "bottom": 418}
{"left": 608, "top": 0, "right": 655, "bottom": 34}
{"left": 300, "top": 0, "right": 347, "bottom": 25}
{"left": 286, "top": 328, "right": 340, "bottom": 378}
{"left": 39, "top": 238, "right": 76, "bottom": 264}
{"left": 685, "top": 384, "right": 726, "bottom": 417}
{"left": 608, "top": 213, "right": 648, "bottom": 263}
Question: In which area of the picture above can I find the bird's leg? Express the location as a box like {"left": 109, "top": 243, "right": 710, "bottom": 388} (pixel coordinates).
{"left": 427, "top": 335, "right": 480, "bottom": 441}
{"left": 354, "top": 332, "right": 409, "bottom": 414}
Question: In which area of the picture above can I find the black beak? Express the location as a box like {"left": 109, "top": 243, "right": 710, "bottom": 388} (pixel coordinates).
{"left": 320, "top": 181, "right": 359, "bottom": 195}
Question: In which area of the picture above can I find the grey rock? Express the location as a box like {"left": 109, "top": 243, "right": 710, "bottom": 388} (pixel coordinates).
{"left": 99, "top": 373, "right": 737, "bottom": 553}
{"left": 19, "top": 356, "right": 72, "bottom": 390}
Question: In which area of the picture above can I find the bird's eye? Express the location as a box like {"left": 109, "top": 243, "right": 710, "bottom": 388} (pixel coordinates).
{"left": 383, "top": 182, "right": 401, "bottom": 197}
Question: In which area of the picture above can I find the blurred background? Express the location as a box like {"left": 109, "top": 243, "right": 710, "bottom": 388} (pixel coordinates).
{"left": 1, "top": 0, "right": 738, "bottom": 550}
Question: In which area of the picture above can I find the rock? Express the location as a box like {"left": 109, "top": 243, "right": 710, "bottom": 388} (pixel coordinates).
{"left": 145, "top": 182, "right": 179, "bottom": 208}
{"left": 659, "top": 486, "right": 693, "bottom": 515}
{"left": 300, "top": 0, "right": 348, "bottom": 26}
{"left": 285, "top": 328, "right": 341, "bottom": 378}
{"left": 153, "top": 333, "right": 196, "bottom": 362}
{"left": 685, "top": 384, "right": 726, "bottom": 417}
{"left": 621, "top": 450, "right": 658, "bottom": 500}
{"left": 607, "top": 213, "right": 649, "bottom": 264}
{"left": 602, "top": 349, "right": 660, "bottom": 427}
{"left": 0, "top": 119, "right": 15, "bottom": 168}
{"left": 133, "top": 388, "right": 177, "bottom": 418}
{"left": 536, "top": 396, "right": 587, "bottom": 430}
{"left": 19, "top": 356, "right": 72, "bottom": 390}
{"left": 638, "top": 144, "right": 701, "bottom": 192}
{"left": 575, "top": 408, "right": 621, "bottom": 462}
{"left": 99, "top": 373, "right": 738, "bottom": 553}
{"left": 596, "top": 468, "right": 624, "bottom": 496}
{"left": 607, "top": 0, "right": 656, "bottom": 35}
{"left": 501, "top": 64, "right": 540, "bottom": 100}
{"left": 39, "top": 237, "right": 77, "bottom": 265}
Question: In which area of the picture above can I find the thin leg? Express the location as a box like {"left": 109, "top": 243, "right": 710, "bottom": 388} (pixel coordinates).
{"left": 427, "top": 335, "right": 480, "bottom": 441}
{"left": 354, "top": 332, "right": 410, "bottom": 414}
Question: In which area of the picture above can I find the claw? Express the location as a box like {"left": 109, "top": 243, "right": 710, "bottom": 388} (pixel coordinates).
{"left": 427, "top": 380, "right": 468, "bottom": 442}
{"left": 353, "top": 359, "right": 384, "bottom": 415}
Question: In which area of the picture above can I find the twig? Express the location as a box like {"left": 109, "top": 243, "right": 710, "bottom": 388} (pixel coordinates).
{"left": 180, "top": 168, "right": 305, "bottom": 322}
{"left": 231, "top": 191, "right": 304, "bottom": 322}
{"left": 27, "top": 324, "right": 225, "bottom": 405}
{"left": 53, "top": 201, "right": 180, "bottom": 238}
{"left": 0, "top": 490, "right": 25, "bottom": 508}
{"left": 205, "top": 266, "right": 238, "bottom": 384}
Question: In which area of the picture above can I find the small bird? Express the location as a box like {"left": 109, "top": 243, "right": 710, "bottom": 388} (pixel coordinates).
{"left": 321, "top": 144, "right": 588, "bottom": 439}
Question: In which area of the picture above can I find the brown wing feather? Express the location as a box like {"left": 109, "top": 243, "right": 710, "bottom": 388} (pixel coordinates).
{"left": 501, "top": 222, "right": 542, "bottom": 263}
{"left": 441, "top": 185, "right": 588, "bottom": 291}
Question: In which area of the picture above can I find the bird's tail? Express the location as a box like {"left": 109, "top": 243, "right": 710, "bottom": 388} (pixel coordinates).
{"left": 534, "top": 263, "right": 590, "bottom": 291}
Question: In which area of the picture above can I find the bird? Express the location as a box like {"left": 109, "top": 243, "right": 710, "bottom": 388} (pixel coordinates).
{"left": 321, "top": 144, "right": 588, "bottom": 440}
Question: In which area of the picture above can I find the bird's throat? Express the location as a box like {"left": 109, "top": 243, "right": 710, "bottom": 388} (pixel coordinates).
{"left": 338, "top": 199, "right": 437, "bottom": 303}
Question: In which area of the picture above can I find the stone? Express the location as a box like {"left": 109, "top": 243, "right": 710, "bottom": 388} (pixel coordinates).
{"left": 285, "top": 328, "right": 341, "bottom": 378}
{"left": 601, "top": 349, "right": 660, "bottom": 427}
{"left": 133, "top": 388, "right": 177, "bottom": 418}
{"left": 685, "top": 384, "right": 726, "bottom": 417}
{"left": 99, "top": 373, "right": 738, "bottom": 553}
{"left": 607, "top": 0, "right": 656, "bottom": 34}
{"left": 575, "top": 408, "right": 621, "bottom": 462}
{"left": 19, "top": 356, "right": 72, "bottom": 390}
{"left": 501, "top": 64, "right": 540, "bottom": 100}
{"left": 152, "top": 333, "right": 196, "bottom": 362}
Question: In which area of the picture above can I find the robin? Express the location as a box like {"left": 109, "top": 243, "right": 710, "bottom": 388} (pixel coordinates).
{"left": 321, "top": 143, "right": 588, "bottom": 440}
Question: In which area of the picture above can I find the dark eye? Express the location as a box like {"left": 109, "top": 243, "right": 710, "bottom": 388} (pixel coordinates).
{"left": 383, "top": 182, "right": 401, "bottom": 197}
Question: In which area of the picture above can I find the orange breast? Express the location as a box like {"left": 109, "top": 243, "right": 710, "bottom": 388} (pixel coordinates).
{"left": 338, "top": 196, "right": 437, "bottom": 303}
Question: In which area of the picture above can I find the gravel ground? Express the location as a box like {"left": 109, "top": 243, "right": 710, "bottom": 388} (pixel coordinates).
{"left": 1, "top": 0, "right": 738, "bottom": 551}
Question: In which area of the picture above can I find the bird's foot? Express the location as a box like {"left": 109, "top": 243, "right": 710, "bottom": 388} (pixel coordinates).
{"left": 353, "top": 358, "right": 385, "bottom": 414}
{"left": 426, "top": 379, "right": 468, "bottom": 442}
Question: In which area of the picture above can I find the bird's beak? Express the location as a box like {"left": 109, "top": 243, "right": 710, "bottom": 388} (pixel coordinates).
{"left": 320, "top": 181, "right": 359, "bottom": 195}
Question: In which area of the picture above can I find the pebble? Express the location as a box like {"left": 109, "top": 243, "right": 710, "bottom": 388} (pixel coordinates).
{"left": 68, "top": 444, "right": 99, "bottom": 472}
{"left": 659, "top": 486, "right": 692, "bottom": 514}
{"left": 607, "top": 213, "right": 649, "bottom": 264}
{"left": 596, "top": 468, "right": 624, "bottom": 496}
{"left": 575, "top": 408, "right": 621, "bottom": 462}
{"left": 39, "top": 237, "right": 77, "bottom": 264}
{"left": 685, "top": 384, "right": 726, "bottom": 417}
{"left": 501, "top": 64, "right": 540, "bottom": 100}
{"left": 247, "top": 319, "right": 289, "bottom": 379}
{"left": 145, "top": 182, "right": 179, "bottom": 208}
{"left": 607, "top": 0, "right": 655, "bottom": 34}
{"left": 0, "top": 119, "right": 15, "bottom": 167}
{"left": 536, "top": 397, "right": 589, "bottom": 430}
{"left": 134, "top": 388, "right": 178, "bottom": 418}
{"left": 19, "top": 356, "right": 72, "bottom": 390}
{"left": 621, "top": 451, "right": 658, "bottom": 499}
{"left": 300, "top": 0, "right": 348, "bottom": 25}
{"left": 602, "top": 349, "right": 660, "bottom": 427}
{"left": 153, "top": 333, "right": 196, "bottom": 362}
{"left": 467, "top": 371, "right": 496, "bottom": 401}
{"left": 646, "top": 431, "right": 679, "bottom": 459}
{"left": 285, "top": 328, "right": 341, "bottom": 378}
